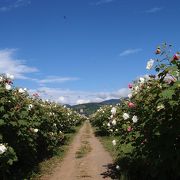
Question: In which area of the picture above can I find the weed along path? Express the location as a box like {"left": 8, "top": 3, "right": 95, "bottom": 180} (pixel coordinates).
{"left": 42, "top": 121, "right": 113, "bottom": 180}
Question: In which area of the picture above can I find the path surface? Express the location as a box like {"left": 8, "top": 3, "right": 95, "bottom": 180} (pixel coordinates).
{"left": 41, "top": 121, "right": 113, "bottom": 180}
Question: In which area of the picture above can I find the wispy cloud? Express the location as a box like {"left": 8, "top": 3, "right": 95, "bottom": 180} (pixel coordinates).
{"left": 145, "top": 7, "right": 163, "bottom": 13}
{"left": 37, "top": 76, "right": 79, "bottom": 84}
{"left": 92, "top": 0, "right": 115, "bottom": 6}
{"left": 29, "top": 87, "right": 130, "bottom": 105}
{"left": 0, "top": 0, "right": 31, "bottom": 12}
{"left": 119, "top": 48, "right": 142, "bottom": 56}
{"left": 0, "top": 49, "right": 38, "bottom": 79}
{"left": 0, "top": 48, "right": 79, "bottom": 85}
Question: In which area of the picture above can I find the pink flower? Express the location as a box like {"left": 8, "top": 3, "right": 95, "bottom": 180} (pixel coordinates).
{"left": 128, "top": 84, "right": 133, "bottom": 89}
{"left": 172, "top": 53, "right": 180, "bottom": 61}
{"left": 141, "top": 139, "right": 147, "bottom": 145}
{"left": 127, "top": 126, "right": 132, "bottom": 132}
{"left": 33, "top": 93, "right": 39, "bottom": 98}
{"left": 128, "top": 102, "right": 135, "bottom": 108}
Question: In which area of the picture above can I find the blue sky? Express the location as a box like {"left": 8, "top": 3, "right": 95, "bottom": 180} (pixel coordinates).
{"left": 0, "top": 0, "right": 180, "bottom": 104}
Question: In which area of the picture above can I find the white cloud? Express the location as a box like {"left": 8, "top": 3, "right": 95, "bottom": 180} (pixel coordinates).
{"left": 0, "top": 0, "right": 31, "bottom": 12}
{"left": 93, "top": 0, "right": 115, "bottom": 6}
{"left": 29, "top": 87, "right": 130, "bottom": 105}
{"left": 76, "top": 99, "right": 91, "bottom": 105}
{"left": 37, "top": 76, "right": 79, "bottom": 84}
{"left": 119, "top": 48, "right": 142, "bottom": 56}
{"left": 0, "top": 49, "right": 38, "bottom": 79}
{"left": 145, "top": 7, "right": 163, "bottom": 13}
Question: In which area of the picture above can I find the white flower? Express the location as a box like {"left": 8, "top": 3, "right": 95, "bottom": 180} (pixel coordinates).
{"left": 111, "top": 107, "right": 117, "bottom": 115}
{"left": 28, "top": 104, "right": 33, "bottom": 110}
{"left": 122, "top": 113, "right": 129, "bottom": 120}
{"left": 33, "top": 128, "right": 38, "bottom": 133}
{"left": 18, "top": 88, "right": 25, "bottom": 93}
{"left": 116, "top": 165, "right": 120, "bottom": 170}
{"left": 0, "top": 144, "right": 7, "bottom": 154}
{"left": 112, "top": 119, "right": 117, "bottom": 126}
{"left": 107, "top": 123, "right": 111, "bottom": 127}
{"left": 139, "top": 77, "right": 145, "bottom": 84}
{"left": 112, "top": 140, "right": 116, "bottom": 146}
{"left": 132, "top": 115, "right": 138, "bottom": 123}
{"left": 134, "top": 86, "right": 139, "bottom": 91}
{"left": 0, "top": 76, "right": 3, "bottom": 82}
{"left": 110, "top": 115, "right": 113, "bottom": 119}
{"left": 146, "top": 59, "right": 154, "bottom": 70}
{"left": 157, "top": 104, "right": 165, "bottom": 111}
{"left": 128, "top": 93, "right": 132, "bottom": 99}
{"left": 53, "top": 123, "right": 57, "bottom": 127}
{"left": 5, "top": 84, "right": 11, "bottom": 90}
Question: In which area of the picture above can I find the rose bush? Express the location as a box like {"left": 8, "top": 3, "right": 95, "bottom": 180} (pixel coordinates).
{"left": 91, "top": 44, "right": 180, "bottom": 180}
{"left": 0, "top": 74, "right": 85, "bottom": 179}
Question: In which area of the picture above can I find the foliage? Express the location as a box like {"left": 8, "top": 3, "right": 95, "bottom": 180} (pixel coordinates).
{"left": 91, "top": 44, "right": 180, "bottom": 180}
{"left": 0, "top": 75, "right": 85, "bottom": 179}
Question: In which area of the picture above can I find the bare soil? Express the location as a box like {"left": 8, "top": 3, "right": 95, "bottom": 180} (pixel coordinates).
{"left": 40, "top": 121, "right": 113, "bottom": 180}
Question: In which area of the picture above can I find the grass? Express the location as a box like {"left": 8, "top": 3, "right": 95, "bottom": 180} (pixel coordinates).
{"left": 75, "top": 141, "right": 92, "bottom": 159}
{"left": 75, "top": 122, "right": 92, "bottom": 159}
{"left": 98, "top": 135, "right": 118, "bottom": 160}
{"left": 30, "top": 125, "right": 82, "bottom": 180}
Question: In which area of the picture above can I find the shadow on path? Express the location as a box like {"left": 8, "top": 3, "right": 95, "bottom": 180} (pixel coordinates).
{"left": 101, "top": 163, "right": 119, "bottom": 179}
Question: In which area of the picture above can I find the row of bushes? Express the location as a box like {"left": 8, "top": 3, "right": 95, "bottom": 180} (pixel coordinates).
{"left": 0, "top": 75, "right": 85, "bottom": 179}
{"left": 91, "top": 44, "right": 180, "bottom": 180}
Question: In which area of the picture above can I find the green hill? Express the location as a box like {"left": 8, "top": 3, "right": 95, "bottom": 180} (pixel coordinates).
{"left": 71, "top": 99, "right": 120, "bottom": 116}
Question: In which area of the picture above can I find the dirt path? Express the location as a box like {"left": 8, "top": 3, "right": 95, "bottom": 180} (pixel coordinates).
{"left": 41, "top": 121, "right": 113, "bottom": 180}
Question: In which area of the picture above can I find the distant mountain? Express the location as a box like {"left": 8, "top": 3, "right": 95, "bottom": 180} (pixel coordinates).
{"left": 71, "top": 99, "right": 121, "bottom": 116}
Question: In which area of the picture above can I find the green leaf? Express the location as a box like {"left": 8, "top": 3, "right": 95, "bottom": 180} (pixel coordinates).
{"left": 0, "top": 119, "right": 5, "bottom": 126}
{"left": 3, "top": 114, "right": 9, "bottom": 119}
{"left": 160, "top": 89, "right": 175, "bottom": 100}
{"left": 0, "top": 106, "right": 5, "bottom": 112}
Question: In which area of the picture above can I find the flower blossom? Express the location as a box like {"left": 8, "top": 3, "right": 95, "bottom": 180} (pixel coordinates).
{"left": 172, "top": 53, "right": 180, "bottom": 61}
{"left": 5, "top": 83, "right": 11, "bottom": 90}
{"left": 123, "top": 113, "right": 129, "bottom": 120}
{"left": 116, "top": 165, "right": 120, "bottom": 170}
{"left": 112, "top": 119, "right": 117, "bottom": 126}
{"left": 0, "top": 144, "right": 7, "bottom": 154}
{"left": 139, "top": 77, "right": 145, "bottom": 84}
{"left": 157, "top": 104, "right": 165, "bottom": 111}
{"left": 111, "top": 107, "right": 116, "bottom": 115}
{"left": 0, "top": 76, "right": 3, "bottom": 82}
{"left": 18, "top": 88, "right": 25, "bottom": 93}
{"left": 146, "top": 59, "right": 154, "bottom": 70}
{"left": 28, "top": 104, "right": 33, "bottom": 110}
{"left": 128, "top": 84, "right": 133, "bottom": 89}
{"left": 132, "top": 115, "right": 138, "bottom": 123}
{"left": 112, "top": 140, "right": 116, "bottom": 146}
{"left": 128, "top": 102, "right": 135, "bottom": 108}
{"left": 128, "top": 93, "right": 132, "bottom": 99}
{"left": 33, "top": 129, "right": 39, "bottom": 133}
{"left": 127, "top": 126, "right": 132, "bottom": 132}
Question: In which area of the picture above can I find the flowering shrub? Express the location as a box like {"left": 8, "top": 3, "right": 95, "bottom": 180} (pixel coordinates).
{"left": 91, "top": 44, "right": 180, "bottom": 180}
{"left": 0, "top": 74, "right": 85, "bottom": 178}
